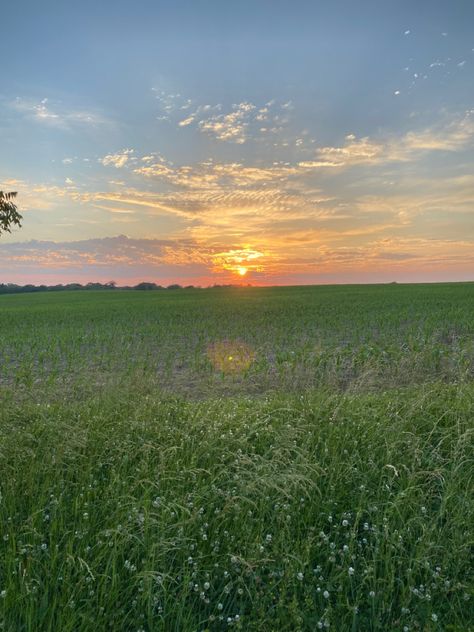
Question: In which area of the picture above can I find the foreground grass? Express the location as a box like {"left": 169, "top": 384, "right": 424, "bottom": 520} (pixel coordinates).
{"left": 1, "top": 384, "right": 472, "bottom": 631}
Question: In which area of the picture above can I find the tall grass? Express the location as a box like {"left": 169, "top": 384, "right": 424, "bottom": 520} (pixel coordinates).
{"left": 1, "top": 385, "right": 472, "bottom": 630}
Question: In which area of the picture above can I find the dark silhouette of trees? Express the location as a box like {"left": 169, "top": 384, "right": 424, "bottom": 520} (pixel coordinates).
{"left": 0, "top": 192, "right": 22, "bottom": 235}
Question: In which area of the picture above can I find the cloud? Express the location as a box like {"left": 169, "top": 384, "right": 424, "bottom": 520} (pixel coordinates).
{"left": 100, "top": 149, "right": 134, "bottom": 168}
{"left": 211, "top": 248, "right": 264, "bottom": 274}
{"left": 0, "top": 235, "right": 197, "bottom": 269}
{"left": 178, "top": 115, "right": 195, "bottom": 127}
{"left": 401, "top": 110, "right": 474, "bottom": 152}
{"left": 298, "top": 111, "right": 474, "bottom": 170}
{"left": 198, "top": 102, "right": 256, "bottom": 143}
{"left": 133, "top": 158, "right": 297, "bottom": 189}
{"left": 168, "top": 97, "right": 293, "bottom": 144}
{"left": 10, "top": 97, "right": 109, "bottom": 129}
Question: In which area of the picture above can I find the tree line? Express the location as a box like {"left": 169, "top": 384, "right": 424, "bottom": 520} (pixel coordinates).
{"left": 0, "top": 282, "right": 241, "bottom": 295}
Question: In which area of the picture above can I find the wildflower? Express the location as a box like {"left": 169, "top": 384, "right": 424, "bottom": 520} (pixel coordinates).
{"left": 217, "top": 603, "right": 223, "bottom": 610}
{"left": 348, "top": 567, "right": 355, "bottom": 576}
{"left": 1, "top": 590, "right": 6, "bottom": 599}
{"left": 431, "top": 613, "right": 438, "bottom": 622}
{"left": 203, "top": 582, "right": 210, "bottom": 590}
{"left": 297, "top": 572, "right": 304, "bottom": 581}
{"left": 265, "top": 534, "right": 272, "bottom": 543}
{"left": 342, "top": 519, "right": 349, "bottom": 527}
{"left": 323, "top": 590, "right": 330, "bottom": 599}
{"left": 369, "top": 591, "right": 375, "bottom": 598}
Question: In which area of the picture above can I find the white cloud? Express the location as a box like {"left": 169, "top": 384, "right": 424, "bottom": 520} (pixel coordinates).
{"left": 100, "top": 149, "right": 134, "bottom": 169}
{"left": 169, "top": 98, "right": 292, "bottom": 144}
{"left": 178, "top": 115, "right": 195, "bottom": 127}
{"left": 198, "top": 102, "right": 256, "bottom": 144}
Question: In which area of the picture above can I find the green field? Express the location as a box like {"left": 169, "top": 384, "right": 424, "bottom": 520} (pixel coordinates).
{"left": 0, "top": 284, "right": 473, "bottom": 631}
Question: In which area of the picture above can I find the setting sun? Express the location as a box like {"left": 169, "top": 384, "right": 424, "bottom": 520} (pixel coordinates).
{"left": 237, "top": 267, "right": 247, "bottom": 276}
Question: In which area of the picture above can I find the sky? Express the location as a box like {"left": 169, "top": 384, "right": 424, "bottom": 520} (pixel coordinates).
{"left": 1, "top": 0, "right": 473, "bottom": 286}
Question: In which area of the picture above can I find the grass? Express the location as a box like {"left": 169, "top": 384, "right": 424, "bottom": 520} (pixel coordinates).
{"left": 0, "top": 284, "right": 473, "bottom": 630}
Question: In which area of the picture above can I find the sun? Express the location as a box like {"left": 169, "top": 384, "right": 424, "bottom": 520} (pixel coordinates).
{"left": 237, "top": 267, "right": 248, "bottom": 276}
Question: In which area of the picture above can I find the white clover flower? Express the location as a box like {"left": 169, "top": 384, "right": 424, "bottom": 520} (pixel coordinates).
{"left": 342, "top": 519, "right": 349, "bottom": 527}
{"left": 217, "top": 603, "right": 223, "bottom": 610}
{"left": 348, "top": 567, "right": 355, "bottom": 576}
{"left": 431, "top": 613, "right": 438, "bottom": 622}
{"left": 323, "top": 590, "right": 330, "bottom": 599}
{"left": 265, "top": 534, "right": 272, "bottom": 543}
{"left": 203, "top": 582, "right": 210, "bottom": 590}
{"left": 369, "top": 591, "right": 375, "bottom": 598}
{"left": 297, "top": 572, "right": 304, "bottom": 581}
{"left": 0, "top": 590, "right": 6, "bottom": 599}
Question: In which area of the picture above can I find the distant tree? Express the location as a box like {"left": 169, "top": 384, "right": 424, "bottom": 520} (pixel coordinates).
{"left": 134, "top": 282, "right": 159, "bottom": 291}
{"left": 0, "top": 192, "right": 22, "bottom": 235}
{"left": 167, "top": 284, "right": 182, "bottom": 290}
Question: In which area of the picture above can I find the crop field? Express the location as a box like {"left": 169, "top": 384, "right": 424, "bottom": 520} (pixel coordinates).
{"left": 0, "top": 283, "right": 473, "bottom": 631}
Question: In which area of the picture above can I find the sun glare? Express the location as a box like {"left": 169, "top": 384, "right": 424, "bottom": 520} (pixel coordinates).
{"left": 211, "top": 248, "right": 264, "bottom": 278}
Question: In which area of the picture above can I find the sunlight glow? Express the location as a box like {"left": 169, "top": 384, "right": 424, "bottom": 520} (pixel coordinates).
{"left": 212, "top": 248, "right": 264, "bottom": 277}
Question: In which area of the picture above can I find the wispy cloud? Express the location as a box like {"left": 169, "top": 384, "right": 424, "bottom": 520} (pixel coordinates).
{"left": 10, "top": 97, "right": 110, "bottom": 129}
{"left": 299, "top": 110, "right": 474, "bottom": 169}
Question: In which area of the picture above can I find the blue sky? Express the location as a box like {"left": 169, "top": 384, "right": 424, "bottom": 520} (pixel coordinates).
{"left": 1, "top": 0, "right": 473, "bottom": 284}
